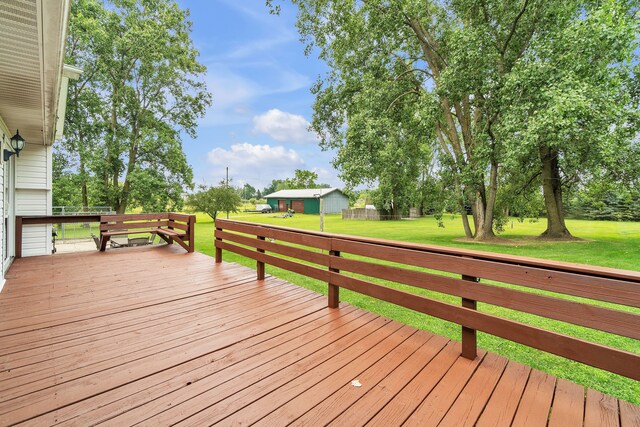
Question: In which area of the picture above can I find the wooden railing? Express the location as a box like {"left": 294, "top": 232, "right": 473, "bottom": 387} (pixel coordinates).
{"left": 214, "top": 219, "right": 640, "bottom": 381}
{"left": 16, "top": 215, "right": 102, "bottom": 258}
{"left": 15, "top": 212, "right": 195, "bottom": 257}
{"left": 99, "top": 213, "right": 195, "bottom": 252}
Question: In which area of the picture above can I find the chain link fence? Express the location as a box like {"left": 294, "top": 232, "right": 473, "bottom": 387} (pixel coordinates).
{"left": 52, "top": 206, "right": 114, "bottom": 243}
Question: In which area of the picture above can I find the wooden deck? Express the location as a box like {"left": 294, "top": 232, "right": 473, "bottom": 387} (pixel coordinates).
{"left": 0, "top": 246, "right": 637, "bottom": 426}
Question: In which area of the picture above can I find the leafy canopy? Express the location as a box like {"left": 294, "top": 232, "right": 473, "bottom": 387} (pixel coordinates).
{"left": 57, "top": 0, "right": 212, "bottom": 213}
{"left": 186, "top": 185, "right": 242, "bottom": 221}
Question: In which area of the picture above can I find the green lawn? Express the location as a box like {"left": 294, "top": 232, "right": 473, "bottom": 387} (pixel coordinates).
{"left": 199, "top": 212, "right": 640, "bottom": 270}
{"left": 193, "top": 212, "right": 640, "bottom": 403}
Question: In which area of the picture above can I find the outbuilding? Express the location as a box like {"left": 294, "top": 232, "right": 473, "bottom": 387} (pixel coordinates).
{"left": 264, "top": 188, "right": 349, "bottom": 214}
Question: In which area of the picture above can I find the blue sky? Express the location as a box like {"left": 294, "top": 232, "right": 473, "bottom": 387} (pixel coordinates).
{"left": 176, "top": 0, "right": 341, "bottom": 192}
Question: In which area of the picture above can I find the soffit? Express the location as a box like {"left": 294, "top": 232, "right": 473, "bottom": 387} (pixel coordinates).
{"left": 0, "top": 0, "right": 70, "bottom": 145}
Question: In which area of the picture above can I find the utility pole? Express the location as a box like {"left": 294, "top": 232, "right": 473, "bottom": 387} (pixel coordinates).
{"left": 320, "top": 196, "right": 324, "bottom": 232}
{"left": 226, "top": 166, "right": 229, "bottom": 219}
{"left": 314, "top": 192, "right": 324, "bottom": 232}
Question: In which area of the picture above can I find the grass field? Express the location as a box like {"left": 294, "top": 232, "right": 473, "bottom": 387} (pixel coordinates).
{"left": 193, "top": 212, "right": 640, "bottom": 403}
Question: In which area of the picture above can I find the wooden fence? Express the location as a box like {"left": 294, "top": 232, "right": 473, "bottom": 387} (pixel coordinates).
{"left": 214, "top": 218, "right": 640, "bottom": 381}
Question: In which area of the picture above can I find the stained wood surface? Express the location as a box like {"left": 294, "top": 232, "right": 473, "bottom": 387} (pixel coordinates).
{"left": 0, "top": 246, "right": 636, "bottom": 425}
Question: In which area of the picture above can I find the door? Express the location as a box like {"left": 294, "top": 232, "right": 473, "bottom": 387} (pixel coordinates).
{"left": 278, "top": 200, "right": 287, "bottom": 212}
{"left": 291, "top": 200, "right": 305, "bottom": 213}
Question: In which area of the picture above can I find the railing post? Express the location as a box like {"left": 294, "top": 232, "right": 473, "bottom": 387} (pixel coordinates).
{"left": 328, "top": 250, "right": 340, "bottom": 308}
{"left": 257, "top": 235, "right": 265, "bottom": 280}
{"left": 461, "top": 274, "right": 479, "bottom": 359}
{"left": 187, "top": 215, "right": 195, "bottom": 253}
{"left": 215, "top": 224, "right": 222, "bottom": 263}
{"left": 15, "top": 216, "right": 22, "bottom": 259}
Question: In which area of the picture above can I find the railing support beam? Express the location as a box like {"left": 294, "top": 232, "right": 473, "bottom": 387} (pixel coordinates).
{"left": 15, "top": 216, "right": 23, "bottom": 259}
{"left": 215, "top": 225, "right": 222, "bottom": 263}
{"left": 257, "top": 235, "right": 266, "bottom": 280}
{"left": 461, "top": 274, "right": 479, "bottom": 359}
{"left": 187, "top": 215, "right": 196, "bottom": 253}
{"left": 328, "top": 249, "right": 340, "bottom": 308}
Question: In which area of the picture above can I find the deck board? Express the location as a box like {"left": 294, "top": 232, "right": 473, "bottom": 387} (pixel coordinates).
{"left": 0, "top": 245, "right": 637, "bottom": 426}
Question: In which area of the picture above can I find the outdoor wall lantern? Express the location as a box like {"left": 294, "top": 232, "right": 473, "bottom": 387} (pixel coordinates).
{"left": 3, "top": 129, "right": 25, "bottom": 161}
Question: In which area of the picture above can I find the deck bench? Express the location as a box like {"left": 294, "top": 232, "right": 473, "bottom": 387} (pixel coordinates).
{"left": 98, "top": 213, "right": 195, "bottom": 252}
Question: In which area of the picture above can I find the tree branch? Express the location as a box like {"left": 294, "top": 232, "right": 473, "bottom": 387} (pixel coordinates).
{"left": 393, "top": 67, "right": 434, "bottom": 81}
{"left": 517, "top": 170, "right": 542, "bottom": 195}
{"left": 385, "top": 89, "right": 420, "bottom": 112}
{"left": 502, "top": 0, "right": 530, "bottom": 56}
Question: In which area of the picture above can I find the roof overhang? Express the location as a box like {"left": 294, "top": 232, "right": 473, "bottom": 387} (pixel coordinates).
{"left": 264, "top": 188, "right": 342, "bottom": 199}
{"left": 0, "top": 0, "right": 72, "bottom": 146}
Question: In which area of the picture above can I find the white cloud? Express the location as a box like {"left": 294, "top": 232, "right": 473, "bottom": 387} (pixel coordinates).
{"left": 197, "top": 66, "right": 311, "bottom": 127}
{"left": 208, "top": 142, "right": 303, "bottom": 167}
{"left": 226, "top": 35, "right": 295, "bottom": 60}
{"left": 206, "top": 142, "right": 305, "bottom": 188}
{"left": 253, "top": 109, "right": 319, "bottom": 143}
{"left": 208, "top": 72, "right": 258, "bottom": 108}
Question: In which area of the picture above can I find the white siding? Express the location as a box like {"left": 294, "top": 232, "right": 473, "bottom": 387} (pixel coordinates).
{"left": 14, "top": 143, "right": 52, "bottom": 257}
{"left": 21, "top": 225, "right": 50, "bottom": 257}
{"left": 1, "top": 117, "right": 8, "bottom": 287}
{"left": 16, "top": 188, "right": 49, "bottom": 215}
{"left": 16, "top": 188, "right": 52, "bottom": 257}
{"left": 0, "top": 157, "right": 4, "bottom": 289}
{"left": 16, "top": 143, "right": 50, "bottom": 190}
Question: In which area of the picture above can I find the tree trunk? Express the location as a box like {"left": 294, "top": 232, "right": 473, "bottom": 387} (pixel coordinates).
{"left": 472, "top": 197, "right": 493, "bottom": 240}
{"left": 454, "top": 178, "right": 473, "bottom": 238}
{"left": 460, "top": 209, "right": 473, "bottom": 238}
{"left": 539, "top": 144, "right": 572, "bottom": 239}
{"left": 108, "top": 84, "right": 120, "bottom": 212}
{"left": 469, "top": 181, "right": 496, "bottom": 241}
{"left": 80, "top": 161, "right": 89, "bottom": 210}
{"left": 77, "top": 129, "right": 89, "bottom": 211}
{"left": 118, "top": 125, "right": 140, "bottom": 214}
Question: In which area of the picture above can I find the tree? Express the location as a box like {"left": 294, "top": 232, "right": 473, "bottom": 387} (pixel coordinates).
{"left": 332, "top": 91, "right": 433, "bottom": 217}
{"left": 240, "top": 183, "right": 257, "bottom": 200}
{"left": 290, "top": 169, "right": 319, "bottom": 189}
{"left": 52, "top": 150, "right": 83, "bottom": 208}
{"left": 262, "top": 179, "right": 285, "bottom": 196}
{"left": 498, "top": 1, "right": 639, "bottom": 238}
{"left": 186, "top": 185, "right": 242, "bottom": 221}
{"left": 272, "top": 0, "right": 564, "bottom": 239}
{"left": 272, "top": 0, "right": 638, "bottom": 240}
{"left": 61, "top": 0, "right": 211, "bottom": 213}
{"left": 63, "top": 0, "right": 107, "bottom": 210}
{"left": 278, "top": 169, "right": 329, "bottom": 189}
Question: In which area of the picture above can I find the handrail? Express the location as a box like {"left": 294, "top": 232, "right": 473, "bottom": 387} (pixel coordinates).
{"left": 214, "top": 218, "right": 640, "bottom": 381}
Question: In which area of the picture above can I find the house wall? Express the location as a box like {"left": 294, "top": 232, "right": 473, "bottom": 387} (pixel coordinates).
{"left": 0, "top": 137, "right": 3, "bottom": 289}
{"left": 1, "top": 117, "right": 9, "bottom": 288}
{"left": 15, "top": 143, "right": 52, "bottom": 257}
{"left": 322, "top": 192, "right": 349, "bottom": 214}
{"left": 303, "top": 198, "right": 320, "bottom": 214}
{"left": 266, "top": 193, "right": 349, "bottom": 214}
